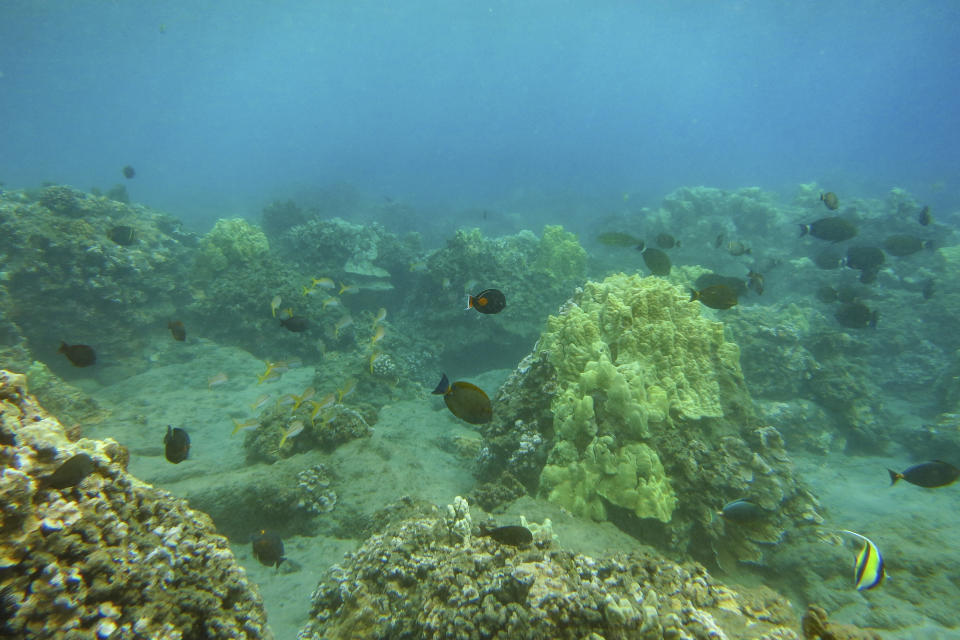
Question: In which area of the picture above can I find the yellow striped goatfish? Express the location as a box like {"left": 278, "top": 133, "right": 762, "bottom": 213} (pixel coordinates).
{"left": 840, "top": 530, "right": 885, "bottom": 591}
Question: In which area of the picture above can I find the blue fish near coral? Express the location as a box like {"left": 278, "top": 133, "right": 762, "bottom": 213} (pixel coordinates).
{"left": 840, "top": 530, "right": 885, "bottom": 591}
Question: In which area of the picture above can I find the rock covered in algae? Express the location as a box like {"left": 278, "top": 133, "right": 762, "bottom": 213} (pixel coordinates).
{"left": 0, "top": 370, "right": 273, "bottom": 640}
{"left": 478, "top": 274, "right": 822, "bottom": 566}
{"left": 298, "top": 496, "right": 800, "bottom": 640}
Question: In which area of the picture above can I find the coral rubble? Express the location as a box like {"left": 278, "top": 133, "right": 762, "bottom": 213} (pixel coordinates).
{"left": 0, "top": 370, "right": 272, "bottom": 639}
{"left": 299, "top": 496, "right": 800, "bottom": 639}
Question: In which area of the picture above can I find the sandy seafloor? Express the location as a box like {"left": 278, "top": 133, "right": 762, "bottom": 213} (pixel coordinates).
{"left": 68, "top": 339, "right": 960, "bottom": 639}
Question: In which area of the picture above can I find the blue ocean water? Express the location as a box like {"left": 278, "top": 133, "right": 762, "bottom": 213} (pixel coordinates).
{"left": 1, "top": 1, "right": 957, "bottom": 231}
{"left": 3, "top": 3, "right": 960, "bottom": 638}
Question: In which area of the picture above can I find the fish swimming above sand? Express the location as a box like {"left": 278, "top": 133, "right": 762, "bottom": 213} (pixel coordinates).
{"left": 466, "top": 289, "right": 506, "bottom": 315}
{"left": 883, "top": 235, "right": 932, "bottom": 257}
{"left": 58, "top": 342, "right": 96, "bottom": 367}
{"left": 888, "top": 460, "right": 959, "bottom": 488}
{"left": 432, "top": 373, "right": 492, "bottom": 425}
{"left": 278, "top": 421, "right": 305, "bottom": 449}
{"left": 726, "top": 240, "right": 751, "bottom": 257}
{"left": 251, "top": 529, "right": 285, "bottom": 568}
{"left": 270, "top": 295, "right": 282, "bottom": 317}
{"left": 164, "top": 425, "right": 190, "bottom": 463}
{"left": 280, "top": 315, "right": 309, "bottom": 332}
{"left": 839, "top": 530, "right": 885, "bottom": 591}
{"left": 231, "top": 418, "right": 260, "bottom": 436}
{"left": 207, "top": 372, "right": 229, "bottom": 389}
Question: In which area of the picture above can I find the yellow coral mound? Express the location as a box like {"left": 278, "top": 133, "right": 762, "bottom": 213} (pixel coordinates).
{"left": 537, "top": 273, "right": 743, "bottom": 522}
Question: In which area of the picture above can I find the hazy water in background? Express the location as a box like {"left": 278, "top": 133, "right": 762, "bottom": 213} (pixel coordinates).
{"left": 1, "top": 1, "right": 958, "bottom": 235}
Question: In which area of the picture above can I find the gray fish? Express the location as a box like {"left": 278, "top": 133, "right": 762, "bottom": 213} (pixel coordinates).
{"left": 800, "top": 217, "right": 857, "bottom": 242}
{"left": 835, "top": 302, "right": 878, "bottom": 329}
{"left": 718, "top": 499, "right": 766, "bottom": 523}
{"left": 888, "top": 460, "right": 959, "bottom": 488}
{"left": 479, "top": 524, "right": 533, "bottom": 547}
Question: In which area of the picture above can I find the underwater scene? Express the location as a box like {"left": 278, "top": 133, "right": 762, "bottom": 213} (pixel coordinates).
{"left": 1, "top": 2, "right": 959, "bottom": 639}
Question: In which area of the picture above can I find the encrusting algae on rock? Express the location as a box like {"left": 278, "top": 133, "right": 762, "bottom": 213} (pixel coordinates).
{"left": 0, "top": 370, "right": 273, "bottom": 640}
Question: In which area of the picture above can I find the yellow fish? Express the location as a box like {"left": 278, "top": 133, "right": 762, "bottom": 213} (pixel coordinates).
{"left": 322, "top": 297, "right": 342, "bottom": 309}
{"left": 334, "top": 315, "right": 354, "bottom": 338}
{"left": 207, "top": 372, "right": 229, "bottom": 389}
{"left": 231, "top": 418, "right": 259, "bottom": 436}
{"left": 257, "top": 363, "right": 282, "bottom": 384}
{"left": 338, "top": 378, "right": 357, "bottom": 403}
{"left": 373, "top": 308, "right": 387, "bottom": 324}
{"left": 312, "top": 277, "right": 335, "bottom": 289}
{"left": 369, "top": 351, "right": 386, "bottom": 374}
{"left": 338, "top": 282, "right": 356, "bottom": 295}
{"left": 293, "top": 386, "right": 316, "bottom": 410}
{"left": 302, "top": 285, "right": 315, "bottom": 297}
{"left": 310, "top": 393, "right": 337, "bottom": 420}
{"left": 270, "top": 295, "right": 282, "bottom": 317}
{"left": 371, "top": 324, "right": 385, "bottom": 345}
{"left": 249, "top": 394, "right": 272, "bottom": 412}
{"left": 278, "top": 421, "right": 305, "bottom": 449}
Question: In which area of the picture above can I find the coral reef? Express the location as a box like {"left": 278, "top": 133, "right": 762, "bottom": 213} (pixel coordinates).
{"left": 195, "top": 218, "right": 271, "bottom": 274}
{"left": 801, "top": 605, "right": 882, "bottom": 640}
{"left": 299, "top": 496, "right": 801, "bottom": 639}
{"left": 478, "top": 274, "right": 822, "bottom": 566}
{"left": 0, "top": 370, "right": 272, "bottom": 639}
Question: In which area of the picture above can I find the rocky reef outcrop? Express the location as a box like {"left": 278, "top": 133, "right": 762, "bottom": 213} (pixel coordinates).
{"left": 0, "top": 370, "right": 272, "bottom": 640}
{"left": 478, "top": 274, "right": 822, "bottom": 567}
{"left": 299, "top": 496, "right": 801, "bottom": 639}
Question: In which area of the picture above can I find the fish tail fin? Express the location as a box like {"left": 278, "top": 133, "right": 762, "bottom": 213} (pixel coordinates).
{"left": 635, "top": 241, "right": 645, "bottom": 252}
{"left": 869, "top": 311, "right": 879, "bottom": 329}
{"left": 58, "top": 341, "right": 67, "bottom": 354}
{"left": 745, "top": 248, "right": 752, "bottom": 254}
{"left": 465, "top": 295, "right": 474, "bottom": 310}
{"left": 432, "top": 373, "right": 451, "bottom": 395}
{"left": 689, "top": 289, "right": 699, "bottom": 302}
{"left": 888, "top": 469, "right": 902, "bottom": 485}
{"left": 924, "top": 240, "right": 935, "bottom": 250}
{"left": 799, "top": 224, "right": 809, "bottom": 237}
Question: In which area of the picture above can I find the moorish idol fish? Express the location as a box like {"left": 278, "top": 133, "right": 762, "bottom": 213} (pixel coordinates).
{"left": 840, "top": 530, "right": 885, "bottom": 591}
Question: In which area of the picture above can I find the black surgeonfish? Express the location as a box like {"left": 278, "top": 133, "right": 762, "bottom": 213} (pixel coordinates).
{"left": 799, "top": 217, "right": 857, "bottom": 242}
{"left": 597, "top": 232, "right": 643, "bottom": 248}
{"left": 122, "top": 165, "right": 136, "bottom": 179}
{"left": 45, "top": 453, "right": 95, "bottom": 489}
{"left": 466, "top": 288, "right": 506, "bottom": 314}
{"left": 164, "top": 425, "right": 190, "bottom": 463}
{"left": 718, "top": 499, "right": 767, "bottom": 523}
{"left": 917, "top": 206, "right": 932, "bottom": 226}
{"left": 107, "top": 225, "right": 137, "bottom": 246}
{"left": 479, "top": 524, "right": 533, "bottom": 547}
{"left": 168, "top": 320, "right": 186, "bottom": 341}
{"left": 883, "top": 235, "right": 932, "bottom": 257}
{"left": 845, "top": 246, "right": 885, "bottom": 271}
{"left": 251, "top": 529, "right": 285, "bottom": 568}
{"left": 656, "top": 233, "right": 679, "bottom": 249}
{"left": 835, "top": 302, "right": 878, "bottom": 329}
{"left": 641, "top": 247, "right": 671, "bottom": 276}
{"left": 695, "top": 273, "right": 747, "bottom": 297}
{"left": 820, "top": 192, "right": 839, "bottom": 210}
{"left": 58, "top": 342, "right": 96, "bottom": 367}
{"left": 888, "top": 460, "right": 959, "bottom": 488}
{"left": 280, "top": 316, "right": 309, "bottom": 332}
{"left": 432, "top": 373, "right": 492, "bottom": 425}
{"left": 689, "top": 285, "right": 738, "bottom": 310}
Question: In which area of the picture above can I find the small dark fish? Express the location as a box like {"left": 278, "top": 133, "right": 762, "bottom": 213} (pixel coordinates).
{"left": 597, "top": 232, "right": 643, "bottom": 248}
{"left": 845, "top": 246, "right": 885, "bottom": 271}
{"left": 251, "top": 529, "right": 285, "bottom": 568}
{"left": 815, "top": 285, "right": 838, "bottom": 303}
{"left": 695, "top": 273, "right": 747, "bottom": 297}
{"left": 45, "top": 453, "right": 95, "bottom": 489}
{"left": 813, "top": 248, "right": 844, "bottom": 270}
{"left": 107, "top": 225, "right": 137, "bottom": 246}
{"left": 726, "top": 240, "right": 751, "bottom": 256}
{"left": 883, "top": 235, "right": 932, "bottom": 257}
{"left": 888, "top": 460, "right": 960, "bottom": 488}
{"left": 432, "top": 373, "right": 492, "bottom": 425}
{"left": 922, "top": 278, "right": 935, "bottom": 300}
{"left": 835, "top": 302, "right": 878, "bottom": 329}
{"left": 799, "top": 217, "right": 857, "bottom": 242}
{"left": 690, "top": 284, "right": 738, "bottom": 310}
{"left": 656, "top": 233, "right": 680, "bottom": 249}
{"left": 836, "top": 285, "right": 861, "bottom": 304}
{"left": 168, "top": 320, "right": 186, "bottom": 341}
{"left": 280, "top": 316, "right": 309, "bottom": 332}
{"left": 164, "top": 425, "right": 190, "bottom": 463}
{"left": 58, "top": 342, "right": 96, "bottom": 367}
{"left": 746, "top": 270, "right": 764, "bottom": 295}
{"left": 122, "top": 165, "right": 136, "bottom": 179}
{"left": 858, "top": 267, "right": 878, "bottom": 285}
{"left": 718, "top": 499, "right": 766, "bottom": 523}
{"left": 466, "top": 288, "right": 506, "bottom": 314}
{"left": 641, "top": 247, "right": 671, "bottom": 276}
{"left": 917, "top": 206, "right": 932, "bottom": 226}
{"left": 714, "top": 233, "right": 725, "bottom": 249}
{"left": 820, "top": 191, "right": 839, "bottom": 210}
{"left": 479, "top": 524, "right": 533, "bottom": 547}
